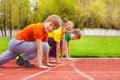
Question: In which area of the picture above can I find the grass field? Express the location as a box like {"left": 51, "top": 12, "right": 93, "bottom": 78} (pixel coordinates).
{"left": 0, "top": 37, "right": 12, "bottom": 54}
{"left": 70, "top": 36, "right": 120, "bottom": 58}
{"left": 0, "top": 36, "right": 120, "bottom": 57}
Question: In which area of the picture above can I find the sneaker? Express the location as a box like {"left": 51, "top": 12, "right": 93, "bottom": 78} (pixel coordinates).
{"left": 22, "top": 60, "right": 35, "bottom": 68}
{"left": 16, "top": 56, "right": 35, "bottom": 68}
{"left": 16, "top": 56, "right": 24, "bottom": 65}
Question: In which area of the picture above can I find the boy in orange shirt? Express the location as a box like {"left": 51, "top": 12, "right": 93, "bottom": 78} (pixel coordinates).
{"left": 0, "top": 14, "right": 62, "bottom": 69}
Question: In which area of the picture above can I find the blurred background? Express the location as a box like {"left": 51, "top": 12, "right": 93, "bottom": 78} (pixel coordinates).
{"left": 0, "top": 0, "right": 120, "bottom": 37}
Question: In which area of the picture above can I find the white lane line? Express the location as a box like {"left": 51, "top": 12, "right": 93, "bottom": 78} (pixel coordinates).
{"left": 46, "top": 71, "right": 120, "bottom": 73}
{"left": 64, "top": 58, "right": 120, "bottom": 60}
{"left": 85, "top": 71, "right": 120, "bottom": 73}
{"left": 0, "top": 73, "right": 3, "bottom": 76}
{"left": 71, "top": 61, "right": 95, "bottom": 80}
{"left": 79, "top": 58, "right": 120, "bottom": 59}
{"left": 22, "top": 69, "right": 51, "bottom": 80}
{"left": 21, "top": 63, "right": 67, "bottom": 80}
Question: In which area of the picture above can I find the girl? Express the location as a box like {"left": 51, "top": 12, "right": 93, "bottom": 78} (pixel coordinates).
{"left": 0, "top": 14, "right": 62, "bottom": 69}
{"left": 48, "top": 18, "right": 74, "bottom": 63}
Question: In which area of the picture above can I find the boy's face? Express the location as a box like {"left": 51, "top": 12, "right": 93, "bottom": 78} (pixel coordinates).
{"left": 71, "top": 34, "right": 78, "bottom": 40}
{"left": 44, "top": 22, "right": 58, "bottom": 32}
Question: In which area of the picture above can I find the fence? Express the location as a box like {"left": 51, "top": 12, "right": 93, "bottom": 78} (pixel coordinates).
{"left": 0, "top": 28, "right": 120, "bottom": 37}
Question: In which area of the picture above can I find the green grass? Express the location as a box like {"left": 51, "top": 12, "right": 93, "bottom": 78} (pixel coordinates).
{"left": 0, "top": 37, "right": 12, "bottom": 53}
{"left": 70, "top": 36, "right": 120, "bottom": 58}
{"left": 0, "top": 36, "right": 120, "bottom": 58}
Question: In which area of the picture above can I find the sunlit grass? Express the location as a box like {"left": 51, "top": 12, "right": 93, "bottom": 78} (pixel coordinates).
{"left": 0, "top": 37, "right": 12, "bottom": 53}
{"left": 70, "top": 36, "right": 120, "bottom": 58}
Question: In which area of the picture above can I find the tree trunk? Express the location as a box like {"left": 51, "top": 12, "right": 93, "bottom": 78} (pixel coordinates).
{"left": 0, "top": 28, "right": 4, "bottom": 37}
{"left": 18, "top": 6, "right": 22, "bottom": 29}
{"left": 3, "top": 0, "right": 7, "bottom": 37}
{"left": 9, "top": 1, "right": 12, "bottom": 37}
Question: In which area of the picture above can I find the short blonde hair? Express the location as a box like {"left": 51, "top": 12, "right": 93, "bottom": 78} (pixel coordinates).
{"left": 45, "top": 14, "right": 62, "bottom": 28}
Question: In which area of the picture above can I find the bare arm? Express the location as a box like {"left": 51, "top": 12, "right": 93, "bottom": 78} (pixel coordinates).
{"left": 56, "top": 42, "right": 61, "bottom": 63}
{"left": 67, "top": 42, "right": 71, "bottom": 58}
{"left": 36, "top": 39, "right": 43, "bottom": 68}
{"left": 60, "top": 40, "right": 65, "bottom": 59}
{"left": 65, "top": 41, "right": 71, "bottom": 59}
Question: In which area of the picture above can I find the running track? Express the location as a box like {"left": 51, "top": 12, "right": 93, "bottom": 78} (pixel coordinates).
{"left": 0, "top": 58, "right": 120, "bottom": 80}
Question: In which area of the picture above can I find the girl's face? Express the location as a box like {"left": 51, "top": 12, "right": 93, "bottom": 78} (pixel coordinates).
{"left": 62, "top": 25, "right": 73, "bottom": 34}
{"left": 71, "top": 34, "right": 78, "bottom": 40}
{"left": 44, "top": 22, "right": 58, "bottom": 33}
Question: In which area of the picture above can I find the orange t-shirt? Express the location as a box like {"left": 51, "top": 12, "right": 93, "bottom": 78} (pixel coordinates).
{"left": 15, "top": 23, "right": 48, "bottom": 42}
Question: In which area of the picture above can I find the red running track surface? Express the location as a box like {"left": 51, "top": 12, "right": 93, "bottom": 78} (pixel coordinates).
{"left": 0, "top": 58, "right": 120, "bottom": 80}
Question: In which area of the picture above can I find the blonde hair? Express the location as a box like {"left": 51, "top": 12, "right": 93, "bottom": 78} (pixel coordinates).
{"left": 62, "top": 18, "right": 74, "bottom": 28}
{"left": 45, "top": 14, "right": 62, "bottom": 28}
{"left": 71, "top": 29, "right": 81, "bottom": 39}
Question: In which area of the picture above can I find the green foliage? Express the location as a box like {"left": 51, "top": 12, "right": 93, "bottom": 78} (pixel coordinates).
{"left": 0, "top": 0, "right": 120, "bottom": 33}
{"left": 35, "top": 0, "right": 76, "bottom": 22}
